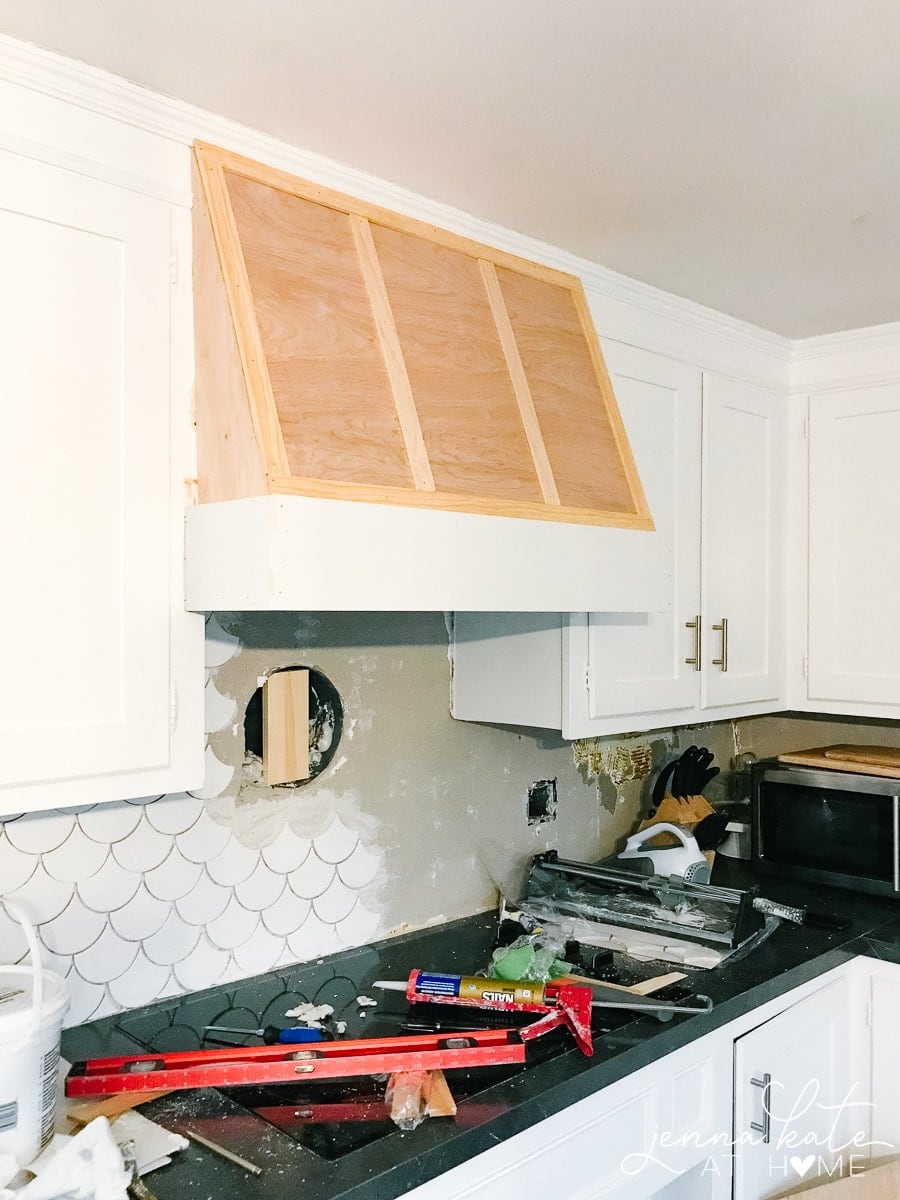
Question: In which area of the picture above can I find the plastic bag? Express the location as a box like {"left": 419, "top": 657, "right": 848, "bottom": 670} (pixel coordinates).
{"left": 489, "top": 934, "right": 570, "bottom": 983}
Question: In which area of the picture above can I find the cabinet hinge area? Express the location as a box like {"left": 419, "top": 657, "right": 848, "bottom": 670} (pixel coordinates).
{"left": 802, "top": 655, "right": 809, "bottom": 680}
{"left": 169, "top": 684, "right": 179, "bottom": 734}
{"left": 584, "top": 664, "right": 592, "bottom": 692}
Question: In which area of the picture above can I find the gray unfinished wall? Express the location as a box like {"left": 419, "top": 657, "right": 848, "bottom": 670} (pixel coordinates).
{"left": 3, "top": 609, "right": 899, "bottom": 1025}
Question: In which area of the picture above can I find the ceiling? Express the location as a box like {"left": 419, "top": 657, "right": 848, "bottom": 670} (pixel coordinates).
{"left": 2, "top": 0, "right": 899, "bottom": 338}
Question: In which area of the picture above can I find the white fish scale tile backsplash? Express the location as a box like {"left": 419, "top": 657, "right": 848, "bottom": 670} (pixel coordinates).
{"left": 0, "top": 790, "right": 383, "bottom": 1026}
{"left": 0, "top": 618, "right": 385, "bottom": 1026}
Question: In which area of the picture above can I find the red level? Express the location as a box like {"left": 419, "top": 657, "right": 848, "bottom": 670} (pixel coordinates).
{"left": 65, "top": 1028, "right": 525, "bottom": 1098}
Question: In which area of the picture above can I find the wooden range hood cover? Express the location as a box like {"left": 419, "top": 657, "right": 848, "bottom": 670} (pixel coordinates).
{"left": 192, "top": 142, "right": 651, "bottom": 530}
{"left": 186, "top": 143, "right": 665, "bottom": 612}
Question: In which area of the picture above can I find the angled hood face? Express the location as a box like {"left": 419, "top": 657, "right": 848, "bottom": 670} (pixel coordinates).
{"left": 186, "top": 143, "right": 663, "bottom": 612}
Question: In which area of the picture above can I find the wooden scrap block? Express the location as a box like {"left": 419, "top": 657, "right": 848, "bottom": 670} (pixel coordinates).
{"left": 262, "top": 668, "right": 309, "bottom": 785}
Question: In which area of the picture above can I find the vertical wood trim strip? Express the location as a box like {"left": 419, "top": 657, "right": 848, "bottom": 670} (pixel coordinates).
{"left": 479, "top": 259, "right": 561, "bottom": 506}
{"left": 570, "top": 284, "right": 654, "bottom": 526}
{"left": 349, "top": 215, "right": 435, "bottom": 492}
{"left": 194, "top": 150, "right": 290, "bottom": 479}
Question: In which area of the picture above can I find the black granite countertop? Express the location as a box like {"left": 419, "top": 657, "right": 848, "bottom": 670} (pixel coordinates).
{"left": 61, "top": 861, "right": 900, "bottom": 1199}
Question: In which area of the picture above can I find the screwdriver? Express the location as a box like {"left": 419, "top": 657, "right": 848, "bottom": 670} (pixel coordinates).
{"left": 203, "top": 1023, "right": 325, "bottom": 1044}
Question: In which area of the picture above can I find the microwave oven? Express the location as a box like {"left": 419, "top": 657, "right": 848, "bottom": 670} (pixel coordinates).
{"left": 750, "top": 760, "right": 900, "bottom": 897}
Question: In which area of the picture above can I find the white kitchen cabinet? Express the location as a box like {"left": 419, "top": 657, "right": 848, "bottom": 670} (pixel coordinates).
{"left": 860, "top": 958, "right": 900, "bottom": 1156}
{"left": 403, "top": 1032, "right": 732, "bottom": 1200}
{"left": 804, "top": 384, "right": 900, "bottom": 712}
{"left": 700, "top": 373, "right": 784, "bottom": 712}
{"left": 451, "top": 352, "right": 786, "bottom": 737}
{"left": 403, "top": 962, "right": 873, "bottom": 1200}
{"left": 732, "top": 974, "right": 861, "bottom": 1200}
{"left": 0, "top": 103, "right": 203, "bottom": 815}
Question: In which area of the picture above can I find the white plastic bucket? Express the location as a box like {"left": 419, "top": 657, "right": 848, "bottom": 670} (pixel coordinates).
{"left": 0, "top": 901, "right": 68, "bottom": 1166}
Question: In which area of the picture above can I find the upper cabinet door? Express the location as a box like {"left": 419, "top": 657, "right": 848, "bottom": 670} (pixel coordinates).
{"left": 808, "top": 384, "right": 900, "bottom": 706}
{"left": 700, "top": 373, "right": 785, "bottom": 711}
{"left": 568, "top": 344, "right": 702, "bottom": 731}
{"left": 0, "top": 150, "right": 193, "bottom": 814}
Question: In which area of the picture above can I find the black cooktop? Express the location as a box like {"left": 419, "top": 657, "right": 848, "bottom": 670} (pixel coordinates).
{"left": 113, "top": 917, "right": 685, "bottom": 1161}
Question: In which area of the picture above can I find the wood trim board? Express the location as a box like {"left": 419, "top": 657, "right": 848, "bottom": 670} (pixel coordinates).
{"left": 192, "top": 141, "right": 654, "bottom": 530}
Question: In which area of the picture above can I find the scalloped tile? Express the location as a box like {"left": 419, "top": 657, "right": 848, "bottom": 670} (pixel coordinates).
{"left": 312, "top": 816, "right": 360, "bottom": 865}
{"left": 188, "top": 746, "right": 236, "bottom": 801}
{"left": 174, "top": 872, "right": 231, "bottom": 926}
{"left": 108, "top": 884, "right": 171, "bottom": 942}
{"left": 258, "top": 888, "right": 311, "bottom": 938}
{"left": 205, "top": 616, "right": 241, "bottom": 667}
{"left": 145, "top": 793, "right": 205, "bottom": 836}
{"left": 335, "top": 901, "right": 382, "bottom": 949}
{"left": 107, "top": 950, "right": 173, "bottom": 1009}
{"left": 274, "top": 943, "right": 300, "bottom": 969}
{"left": 286, "top": 910, "right": 339, "bottom": 961}
{"left": 206, "top": 896, "right": 259, "bottom": 951}
{"left": 158, "top": 974, "right": 183, "bottom": 1000}
{"left": 125, "top": 794, "right": 164, "bottom": 807}
{"left": 74, "top": 925, "right": 139, "bottom": 984}
{"left": 260, "top": 827, "right": 312, "bottom": 875}
{"left": 217, "top": 956, "right": 249, "bottom": 986}
{"left": 144, "top": 847, "right": 204, "bottom": 902}
{"left": 6, "top": 864, "right": 75, "bottom": 923}
{"left": 0, "top": 905, "right": 28, "bottom": 962}
{"left": 37, "top": 946, "right": 73, "bottom": 980}
{"left": 5, "top": 809, "right": 76, "bottom": 855}
{"left": 77, "top": 858, "right": 141, "bottom": 913}
{"left": 205, "top": 835, "right": 259, "bottom": 887}
{"left": 110, "top": 818, "right": 174, "bottom": 874}
{"left": 232, "top": 926, "right": 285, "bottom": 977}
{"left": 175, "top": 809, "right": 232, "bottom": 864}
{"left": 172, "top": 937, "right": 232, "bottom": 992}
{"left": 234, "top": 861, "right": 285, "bottom": 912}
{"left": 39, "top": 895, "right": 107, "bottom": 955}
{"left": 311, "top": 875, "right": 359, "bottom": 925}
{"left": 205, "top": 677, "right": 237, "bottom": 733}
{"left": 143, "top": 910, "right": 202, "bottom": 967}
{"left": 0, "top": 831, "right": 39, "bottom": 892}
{"left": 77, "top": 802, "right": 143, "bottom": 844}
{"left": 287, "top": 852, "right": 335, "bottom": 900}
{"left": 64, "top": 977, "right": 108, "bottom": 1027}
{"left": 92, "top": 991, "right": 121, "bottom": 1021}
{"left": 337, "top": 841, "right": 383, "bottom": 890}
{"left": 43, "top": 825, "right": 109, "bottom": 884}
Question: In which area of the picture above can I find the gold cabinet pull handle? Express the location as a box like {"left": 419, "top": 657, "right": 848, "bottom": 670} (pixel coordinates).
{"left": 684, "top": 616, "right": 702, "bottom": 671}
{"left": 712, "top": 617, "right": 729, "bottom": 672}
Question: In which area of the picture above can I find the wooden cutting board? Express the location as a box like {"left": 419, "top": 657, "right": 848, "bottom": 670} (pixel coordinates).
{"left": 777, "top": 745, "right": 900, "bottom": 779}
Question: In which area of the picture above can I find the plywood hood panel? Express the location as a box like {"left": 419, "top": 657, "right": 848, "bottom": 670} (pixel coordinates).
{"left": 192, "top": 142, "right": 653, "bottom": 531}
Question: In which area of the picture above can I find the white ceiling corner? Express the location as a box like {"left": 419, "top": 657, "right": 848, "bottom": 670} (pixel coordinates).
{"left": 1, "top": 0, "right": 899, "bottom": 338}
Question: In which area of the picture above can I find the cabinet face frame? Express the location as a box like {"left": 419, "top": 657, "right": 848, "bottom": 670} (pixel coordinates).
{"left": 193, "top": 142, "right": 653, "bottom": 530}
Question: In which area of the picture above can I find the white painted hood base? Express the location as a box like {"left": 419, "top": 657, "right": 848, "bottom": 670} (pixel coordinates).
{"left": 184, "top": 495, "right": 671, "bottom": 613}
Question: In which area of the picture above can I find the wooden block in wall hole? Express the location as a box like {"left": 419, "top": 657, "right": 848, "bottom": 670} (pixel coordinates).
{"left": 263, "top": 668, "right": 309, "bottom": 784}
